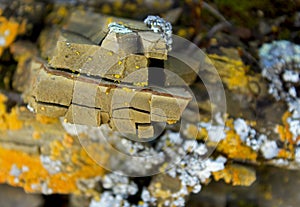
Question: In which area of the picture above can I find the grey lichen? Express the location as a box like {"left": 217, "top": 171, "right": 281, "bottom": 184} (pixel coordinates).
{"left": 144, "top": 15, "right": 173, "bottom": 51}
{"left": 108, "top": 22, "right": 133, "bottom": 34}
{"left": 40, "top": 155, "right": 62, "bottom": 175}
{"left": 259, "top": 40, "right": 300, "bottom": 101}
{"left": 259, "top": 40, "right": 300, "bottom": 162}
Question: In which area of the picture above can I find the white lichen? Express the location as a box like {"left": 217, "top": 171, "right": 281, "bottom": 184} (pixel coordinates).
{"left": 40, "top": 155, "right": 62, "bottom": 175}
{"left": 9, "top": 164, "right": 22, "bottom": 177}
{"left": 295, "top": 147, "right": 300, "bottom": 163}
{"left": 198, "top": 122, "right": 226, "bottom": 142}
{"left": 144, "top": 15, "right": 173, "bottom": 51}
{"left": 234, "top": 118, "right": 250, "bottom": 142}
{"left": 108, "top": 22, "right": 133, "bottom": 34}
{"left": 102, "top": 172, "right": 138, "bottom": 198}
{"left": 260, "top": 140, "right": 279, "bottom": 159}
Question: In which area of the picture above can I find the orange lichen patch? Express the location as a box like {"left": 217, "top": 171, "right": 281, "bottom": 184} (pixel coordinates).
{"left": 176, "top": 27, "right": 195, "bottom": 39}
{"left": 184, "top": 124, "right": 208, "bottom": 140}
{"left": 5, "top": 108, "right": 23, "bottom": 130}
{"left": 63, "top": 134, "right": 74, "bottom": 148}
{"left": 0, "top": 16, "right": 25, "bottom": 56}
{"left": 46, "top": 6, "right": 69, "bottom": 25}
{"left": 277, "top": 111, "right": 297, "bottom": 144}
{"left": 275, "top": 111, "right": 298, "bottom": 159}
{"left": 212, "top": 164, "right": 256, "bottom": 186}
{"left": 32, "top": 131, "right": 41, "bottom": 140}
{"left": 47, "top": 149, "right": 106, "bottom": 195}
{"left": 0, "top": 93, "right": 23, "bottom": 131}
{"left": 208, "top": 54, "right": 250, "bottom": 92}
{"left": 50, "top": 140, "right": 64, "bottom": 160}
{"left": 217, "top": 119, "right": 257, "bottom": 161}
{"left": 0, "top": 144, "right": 105, "bottom": 194}
{"left": 149, "top": 181, "right": 174, "bottom": 201}
{"left": 0, "top": 93, "right": 7, "bottom": 110}
{"left": 35, "top": 114, "right": 59, "bottom": 124}
{"left": 277, "top": 149, "right": 294, "bottom": 160}
{"left": 150, "top": 187, "right": 172, "bottom": 200}
{"left": 0, "top": 146, "right": 49, "bottom": 190}
{"left": 277, "top": 124, "right": 293, "bottom": 143}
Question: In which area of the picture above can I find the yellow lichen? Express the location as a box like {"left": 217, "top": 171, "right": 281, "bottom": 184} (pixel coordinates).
{"left": 277, "top": 149, "right": 294, "bottom": 160}
{"left": 184, "top": 123, "right": 208, "bottom": 140}
{"left": 217, "top": 119, "right": 257, "bottom": 161}
{"left": 63, "top": 134, "right": 74, "bottom": 148}
{"left": 0, "top": 16, "right": 25, "bottom": 56}
{"left": 176, "top": 27, "right": 195, "bottom": 39}
{"left": 277, "top": 111, "right": 297, "bottom": 144}
{"left": 46, "top": 5, "right": 69, "bottom": 25}
{"left": 114, "top": 74, "right": 121, "bottom": 79}
{"left": 0, "top": 93, "right": 106, "bottom": 193}
{"left": 0, "top": 93, "right": 7, "bottom": 110}
{"left": 276, "top": 111, "right": 296, "bottom": 159}
{"left": 133, "top": 82, "right": 148, "bottom": 87}
{"left": 213, "top": 164, "right": 256, "bottom": 186}
{"left": 167, "top": 120, "right": 177, "bottom": 125}
{"left": 208, "top": 53, "right": 250, "bottom": 92}
{"left": 32, "top": 131, "right": 41, "bottom": 140}
{"left": 0, "top": 94, "right": 23, "bottom": 131}
{"left": 0, "top": 144, "right": 106, "bottom": 194}
{"left": 35, "top": 114, "right": 59, "bottom": 124}
{"left": 50, "top": 140, "right": 64, "bottom": 160}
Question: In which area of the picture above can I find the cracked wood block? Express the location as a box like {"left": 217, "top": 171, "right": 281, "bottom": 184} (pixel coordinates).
{"left": 63, "top": 10, "right": 149, "bottom": 45}
{"left": 30, "top": 100, "right": 68, "bottom": 118}
{"left": 61, "top": 9, "right": 167, "bottom": 59}
{"left": 109, "top": 88, "right": 151, "bottom": 112}
{"left": 49, "top": 41, "right": 149, "bottom": 83}
{"left": 138, "top": 31, "right": 168, "bottom": 60}
{"left": 101, "top": 32, "right": 142, "bottom": 56}
{"left": 137, "top": 124, "right": 155, "bottom": 139}
{"left": 39, "top": 27, "right": 95, "bottom": 59}
{"left": 14, "top": 9, "right": 188, "bottom": 139}
{"left": 110, "top": 118, "right": 137, "bottom": 135}
{"left": 22, "top": 60, "right": 191, "bottom": 139}
{"left": 150, "top": 88, "right": 192, "bottom": 123}
{"left": 65, "top": 104, "right": 101, "bottom": 127}
{"left": 112, "top": 108, "right": 151, "bottom": 124}
{"left": 31, "top": 64, "right": 74, "bottom": 106}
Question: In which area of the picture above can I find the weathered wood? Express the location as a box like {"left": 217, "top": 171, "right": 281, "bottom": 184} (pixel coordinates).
{"left": 63, "top": 10, "right": 150, "bottom": 44}
{"left": 49, "top": 41, "right": 149, "bottom": 83}
{"left": 21, "top": 59, "right": 192, "bottom": 139}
